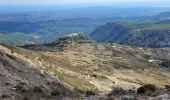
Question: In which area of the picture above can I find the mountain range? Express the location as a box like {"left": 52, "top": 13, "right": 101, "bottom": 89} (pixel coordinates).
{"left": 91, "top": 20, "right": 170, "bottom": 48}
{"left": 1, "top": 11, "right": 170, "bottom": 46}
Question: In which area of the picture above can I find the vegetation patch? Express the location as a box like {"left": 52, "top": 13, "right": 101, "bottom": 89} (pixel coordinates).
{"left": 137, "top": 84, "right": 157, "bottom": 95}
{"left": 108, "top": 87, "right": 126, "bottom": 97}
{"left": 85, "top": 90, "right": 96, "bottom": 97}
{"left": 160, "top": 60, "right": 170, "bottom": 68}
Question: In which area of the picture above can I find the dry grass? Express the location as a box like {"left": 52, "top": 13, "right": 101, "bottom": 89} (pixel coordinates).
{"left": 2, "top": 43, "right": 170, "bottom": 94}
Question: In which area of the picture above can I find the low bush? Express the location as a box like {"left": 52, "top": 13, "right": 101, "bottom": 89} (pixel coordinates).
{"left": 22, "top": 96, "right": 30, "bottom": 100}
{"left": 14, "top": 83, "right": 29, "bottom": 93}
{"left": 165, "top": 85, "right": 170, "bottom": 89}
{"left": 86, "top": 90, "right": 96, "bottom": 97}
{"left": 108, "top": 87, "right": 126, "bottom": 96}
{"left": 165, "top": 85, "right": 170, "bottom": 92}
{"left": 51, "top": 90, "right": 60, "bottom": 96}
{"left": 33, "top": 86, "right": 43, "bottom": 93}
{"left": 137, "top": 84, "right": 157, "bottom": 94}
{"left": 160, "top": 61, "right": 170, "bottom": 68}
{"left": 74, "top": 88, "right": 84, "bottom": 94}
{"left": 1, "top": 94, "right": 11, "bottom": 99}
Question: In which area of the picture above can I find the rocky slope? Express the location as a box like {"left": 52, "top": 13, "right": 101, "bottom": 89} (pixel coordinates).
{"left": 0, "top": 45, "right": 78, "bottom": 100}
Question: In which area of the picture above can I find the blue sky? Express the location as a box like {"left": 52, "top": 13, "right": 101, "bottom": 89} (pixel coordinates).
{"left": 0, "top": 0, "right": 170, "bottom": 7}
{"left": 0, "top": 0, "right": 170, "bottom": 14}
{"left": 0, "top": 0, "right": 169, "bottom": 5}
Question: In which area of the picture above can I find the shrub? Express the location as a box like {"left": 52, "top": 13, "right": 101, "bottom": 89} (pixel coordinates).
{"left": 127, "top": 89, "right": 136, "bottom": 93}
{"left": 25, "top": 56, "right": 29, "bottom": 59}
{"left": 23, "top": 96, "right": 30, "bottom": 100}
{"left": 92, "top": 74, "right": 97, "bottom": 78}
{"left": 51, "top": 90, "right": 60, "bottom": 96}
{"left": 74, "top": 88, "right": 84, "bottom": 94}
{"left": 137, "top": 84, "right": 157, "bottom": 94}
{"left": 4, "top": 82, "right": 10, "bottom": 86}
{"left": 108, "top": 87, "right": 126, "bottom": 96}
{"left": 11, "top": 50, "right": 14, "bottom": 54}
{"left": 1, "top": 94, "right": 10, "bottom": 99}
{"left": 165, "top": 85, "right": 170, "bottom": 91}
{"left": 33, "top": 86, "right": 43, "bottom": 93}
{"left": 160, "top": 61, "right": 170, "bottom": 68}
{"left": 14, "top": 83, "right": 29, "bottom": 93}
{"left": 165, "top": 85, "right": 170, "bottom": 89}
{"left": 86, "top": 90, "right": 95, "bottom": 97}
{"left": 106, "top": 97, "right": 114, "bottom": 100}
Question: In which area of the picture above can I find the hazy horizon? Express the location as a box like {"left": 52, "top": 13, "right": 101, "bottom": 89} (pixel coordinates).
{"left": 0, "top": 0, "right": 170, "bottom": 7}
{"left": 0, "top": 0, "right": 170, "bottom": 14}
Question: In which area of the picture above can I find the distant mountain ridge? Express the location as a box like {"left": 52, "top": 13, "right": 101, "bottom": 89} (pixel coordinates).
{"left": 90, "top": 20, "right": 170, "bottom": 48}
{"left": 1, "top": 11, "right": 170, "bottom": 46}
{"left": 154, "top": 12, "right": 170, "bottom": 21}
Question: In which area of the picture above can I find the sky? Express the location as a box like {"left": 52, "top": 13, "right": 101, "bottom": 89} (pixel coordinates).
{"left": 0, "top": 0, "right": 170, "bottom": 6}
